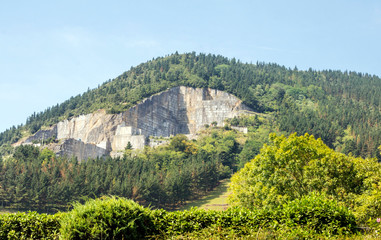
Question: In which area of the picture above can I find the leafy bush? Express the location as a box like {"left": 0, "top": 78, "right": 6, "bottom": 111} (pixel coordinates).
{"left": 151, "top": 208, "right": 217, "bottom": 235}
{"left": 229, "top": 133, "right": 379, "bottom": 214}
{"left": 0, "top": 211, "right": 60, "bottom": 239}
{"left": 352, "top": 157, "right": 381, "bottom": 222}
{"left": 0, "top": 196, "right": 358, "bottom": 239}
{"left": 281, "top": 192, "right": 356, "bottom": 234}
{"left": 150, "top": 207, "right": 264, "bottom": 235}
{"left": 152, "top": 207, "right": 277, "bottom": 236}
{"left": 151, "top": 203, "right": 356, "bottom": 238}
{"left": 59, "top": 196, "right": 154, "bottom": 240}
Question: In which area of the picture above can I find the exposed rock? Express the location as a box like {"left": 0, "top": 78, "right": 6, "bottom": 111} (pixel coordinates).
{"left": 23, "top": 86, "right": 252, "bottom": 161}
{"left": 24, "top": 126, "right": 57, "bottom": 144}
{"left": 112, "top": 125, "right": 146, "bottom": 149}
{"left": 53, "top": 139, "right": 108, "bottom": 161}
{"left": 121, "top": 87, "right": 251, "bottom": 137}
{"left": 231, "top": 126, "right": 248, "bottom": 134}
{"left": 56, "top": 109, "right": 123, "bottom": 148}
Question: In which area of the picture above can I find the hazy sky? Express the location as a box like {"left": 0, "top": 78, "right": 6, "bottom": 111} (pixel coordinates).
{"left": 1, "top": 0, "right": 380, "bottom": 132}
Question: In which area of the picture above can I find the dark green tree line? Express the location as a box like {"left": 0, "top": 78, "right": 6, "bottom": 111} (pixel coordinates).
{"left": 0, "top": 130, "right": 242, "bottom": 212}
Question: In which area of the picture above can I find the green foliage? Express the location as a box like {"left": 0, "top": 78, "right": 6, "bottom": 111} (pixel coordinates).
{"left": 0, "top": 211, "right": 60, "bottom": 239}
{"left": 151, "top": 206, "right": 276, "bottom": 236}
{"left": 0, "top": 144, "right": 14, "bottom": 158}
{"left": 197, "top": 129, "right": 241, "bottom": 170}
{"left": 226, "top": 115, "right": 262, "bottom": 128}
{"left": 237, "top": 137, "right": 264, "bottom": 169}
{"left": 13, "top": 145, "right": 40, "bottom": 163}
{"left": 281, "top": 192, "right": 356, "bottom": 234}
{"left": 172, "top": 134, "right": 188, "bottom": 150}
{"left": 59, "top": 196, "right": 153, "bottom": 240}
{"left": 0, "top": 129, "right": 243, "bottom": 212}
{"left": 125, "top": 141, "right": 132, "bottom": 150}
{"left": 229, "top": 132, "right": 381, "bottom": 226}
{"left": 240, "top": 133, "right": 357, "bottom": 207}
{"left": 0, "top": 196, "right": 360, "bottom": 239}
{"left": 39, "top": 148, "right": 55, "bottom": 162}
{"left": 352, "top": 157, "right": 381, "bottom": 222}
{"left": 151, "top": 208, "right": 218, "bottom": 235}
{"left": 151, "top": 202, "right": 357, "bottom": 238}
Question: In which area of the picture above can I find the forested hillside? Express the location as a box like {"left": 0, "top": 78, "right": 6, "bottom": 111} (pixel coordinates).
{"left": 2, "top": 52, "right": 381, "bottom": 159}
{"left": 0, "top": 128, "right": 250, "bottom": 212}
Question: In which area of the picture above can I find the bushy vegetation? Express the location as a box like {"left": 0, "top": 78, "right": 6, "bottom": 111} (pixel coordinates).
{"left": 59, "top": 196, "right": 153, "bottom": 240}
{"left": 229, "top": 133, "right": 381, "bottom": 223}
{"left": 2, "top": 131, "right": 380, "bottom": 239}
{"left": 0, "top": 195, "right": 362, "bottom": 239}
{"left": 280, "top": 192, "right": 356, "bottom": 234}
{"left": 0, "top": 211, "right": 60, "bottom": 239}
{"left": 2, "top": 132, "right": 381, "bottom": 238}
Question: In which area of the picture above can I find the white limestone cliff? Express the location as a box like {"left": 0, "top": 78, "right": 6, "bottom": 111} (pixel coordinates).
{"left": 23, "top": 86, "right": 252, "bottom": 160}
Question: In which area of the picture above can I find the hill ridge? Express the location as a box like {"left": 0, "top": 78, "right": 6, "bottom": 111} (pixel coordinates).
{"left": 2, "top": 52, "right": 381, "bottom": 159}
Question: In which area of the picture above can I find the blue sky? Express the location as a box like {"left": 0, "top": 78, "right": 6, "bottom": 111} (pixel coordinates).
{"left": 1, "top": 0, "right": 380, "bottom": 132}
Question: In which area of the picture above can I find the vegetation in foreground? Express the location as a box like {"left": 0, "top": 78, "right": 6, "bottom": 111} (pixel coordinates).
{"left": 0, "top": 195, "right": 372, "bottom": 240}
{"left": 2, "top": 133, "right": 381, "bottom": 239}
{"left": 229, "top": 133, "right": 381, "bottom": 223}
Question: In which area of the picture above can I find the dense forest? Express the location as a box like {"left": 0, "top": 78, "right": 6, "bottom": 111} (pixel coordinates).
{"left": 0, "top": 127, "right": 259, "bottom": 212}
{"left": 1, "top": 52, "right": 381, "bottom": 159}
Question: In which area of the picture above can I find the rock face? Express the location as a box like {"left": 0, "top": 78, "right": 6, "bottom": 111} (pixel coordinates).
{"left": 24, "top": 86, "right": 252, "bottom": 161}
{"left": 53, "top": 139, "right": 108, "bottom": 161}
{"left": 24, "top": 126, "right": 57, "bottom": 144}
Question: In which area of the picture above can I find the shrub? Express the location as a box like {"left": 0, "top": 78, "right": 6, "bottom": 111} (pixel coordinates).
{"left": 215, "top": 206, "right": 278, "bottom": 233}
{"left": 0, "top": 211, "right": 60, "bottom": 239}
{"left": 151, "top": 206, "right": 279, "bottom": 236}
{"left": 0, "top": 197, "right": 358, "bottom": 239}
{"left": 281, "top": 192, "right": 357, "bottom": 234}
{"left": 59, "top": 196, "right": 154, "bottom": 240}
{"left": 151, "top": 208, "right": 218, "bottom": 235}
{"left": 150, "top": 194, "right": 357, "bottom": 237}
{"left": 229, "top": 133, "right": 377, "bottom": 213}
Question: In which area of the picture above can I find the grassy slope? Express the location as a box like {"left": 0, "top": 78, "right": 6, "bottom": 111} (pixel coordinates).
{"left": 179, "top": 179, "right": 231, "bottom": 211}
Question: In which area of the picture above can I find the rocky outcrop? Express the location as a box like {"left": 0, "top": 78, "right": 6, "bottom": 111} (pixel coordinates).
{"left": 24, "top": 86, "right": 252, "bottom": 160}
{"left": 24, "top": 126, "right": 57, "bottom": 144}
{"left": 121, "top": 87, "right": 251, "bottom": 136}
{"left": 53, "top": 139, "right": 108, "bottom": 161}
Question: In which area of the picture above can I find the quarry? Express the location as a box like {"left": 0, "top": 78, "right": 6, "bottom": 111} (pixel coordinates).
{"left": 21, "top": 86, "right": 252, "bottom": 160}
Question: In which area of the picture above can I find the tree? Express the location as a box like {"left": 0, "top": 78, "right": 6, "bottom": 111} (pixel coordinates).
{"left": 167, "top": 134, "right": 197, "bottom": 155}
{"left": 229, "top": 133, "right": 379, "bottom": 212}
{"left": 125, "top": 142, "right": 133, "bottom": 150}
{"left": 13, "top": 145, "right": 40, "bottom": 162}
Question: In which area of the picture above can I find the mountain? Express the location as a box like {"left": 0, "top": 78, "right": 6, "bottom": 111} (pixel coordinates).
{"left": 2, "top": 52, "right": 381, "bottom": 159}
{"left": 3, "top": 52, "right": 381, "bottom": 212}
